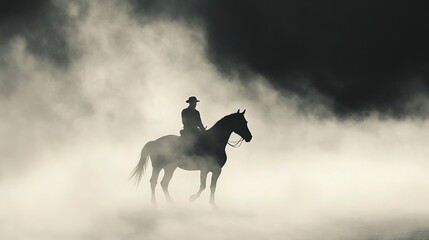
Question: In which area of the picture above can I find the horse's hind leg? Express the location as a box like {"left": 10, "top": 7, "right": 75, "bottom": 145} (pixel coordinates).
{"left": 161, "top": 164, "right": 177, "bottom": 204}
{"left": 150, "top": 165, "right": 162, "bottom": 205}
{"left": 190, "top": 170, "right": 208, "bottom": 202}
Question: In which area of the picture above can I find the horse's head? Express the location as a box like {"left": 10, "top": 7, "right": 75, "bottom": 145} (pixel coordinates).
{"left": 231, "top": 109, "right": 253, "bottom": 142}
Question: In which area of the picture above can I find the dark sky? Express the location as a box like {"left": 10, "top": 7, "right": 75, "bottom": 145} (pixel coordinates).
{"left": 0, "top": 0, "right": 71, "bottom": 65}
{"left": 130, "top": 0, "right": 429, "bottom": 118}
{"left": 2, "top": 0, "right": 429, "bottom": 118}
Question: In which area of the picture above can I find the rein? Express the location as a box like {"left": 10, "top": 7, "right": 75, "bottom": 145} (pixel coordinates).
{"left": 227, "top": 137, "right": 244, "bottom": 148}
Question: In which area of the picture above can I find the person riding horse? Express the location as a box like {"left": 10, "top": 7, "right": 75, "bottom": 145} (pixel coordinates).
{"left": 180, "top": 96, "right": 206, "bottom": 144}
{"left": 131, "top": 109, "right": 252, "bottom": 206}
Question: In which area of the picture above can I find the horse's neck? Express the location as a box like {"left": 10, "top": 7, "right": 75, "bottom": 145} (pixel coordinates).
{"left": 207, "top": 125, "right": 233, "bottom": 149}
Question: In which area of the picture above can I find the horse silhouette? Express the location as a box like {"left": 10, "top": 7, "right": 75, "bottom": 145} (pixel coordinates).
{"left": 131, "top": 109, "right": 252, "bottom": 206}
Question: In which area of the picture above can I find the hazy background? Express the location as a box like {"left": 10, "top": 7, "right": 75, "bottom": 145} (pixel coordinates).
{"left": 1, "top": 1, "right": 429, "bottom": 239}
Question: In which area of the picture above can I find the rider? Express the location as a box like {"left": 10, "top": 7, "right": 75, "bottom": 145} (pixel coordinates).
{"left": 181, "top": 96, "right": 206, "bottom": 139}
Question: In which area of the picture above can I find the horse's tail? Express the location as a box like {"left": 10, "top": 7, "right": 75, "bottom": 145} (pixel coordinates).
{"left": 130, "top": 141, "right": 153, "bottom": 186}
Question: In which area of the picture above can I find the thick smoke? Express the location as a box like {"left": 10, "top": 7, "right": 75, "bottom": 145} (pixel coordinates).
{"left": 2, "top": 1, "right": 429, "bottom": 240}
{"left": 0, "top": 0, "right": 79, "bottom": 67}
{"left": 130, "top": 0, "right": 429, "bottom": 118}
{"left": 4, "top": 0, "right": 429, "bottom": 118}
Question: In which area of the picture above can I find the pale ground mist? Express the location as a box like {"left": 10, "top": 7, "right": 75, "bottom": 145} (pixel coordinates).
{"left": 1, "top": 1, "right": 429, "bottom": 239}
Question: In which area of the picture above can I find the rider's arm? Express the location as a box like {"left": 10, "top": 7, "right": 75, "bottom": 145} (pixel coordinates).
{"left": 196, "top": 111, "right": 205, "bottom": 131}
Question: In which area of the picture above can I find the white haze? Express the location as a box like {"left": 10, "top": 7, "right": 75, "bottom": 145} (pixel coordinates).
{"left": 1, "top": 1, "right": 429, "bottom": 239}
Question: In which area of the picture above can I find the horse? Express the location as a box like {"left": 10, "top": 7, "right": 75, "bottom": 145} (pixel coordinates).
{"left": 130, "top": 109, "right": 252, "bottom": 206}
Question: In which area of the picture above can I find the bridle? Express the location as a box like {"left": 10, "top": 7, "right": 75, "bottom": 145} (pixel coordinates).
{"left": 227, "top": 137, "right": 244, "bottom": 148}
{"left": 226, "top": 118, "right": 249, "bottom": 148}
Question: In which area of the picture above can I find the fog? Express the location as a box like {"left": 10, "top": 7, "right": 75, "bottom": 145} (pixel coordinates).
{"left": 1, "top": 1, "right": 429, "bottom": 239}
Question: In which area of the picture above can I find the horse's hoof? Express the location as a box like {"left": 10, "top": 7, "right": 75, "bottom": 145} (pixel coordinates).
{"left": 189, "top": 195, "right": 198, "bottom": 202}
{"left": 210, "top": 203, "right": 218, "bottom": 210}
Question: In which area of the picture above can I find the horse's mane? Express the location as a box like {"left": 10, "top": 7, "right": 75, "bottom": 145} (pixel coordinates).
{"left": 209, "top": 113, "right": 237, "bottom": 131}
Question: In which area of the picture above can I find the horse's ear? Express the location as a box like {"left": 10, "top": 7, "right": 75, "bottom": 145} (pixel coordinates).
{"left": 237, "top": 109, "right": 240, "bottom": 113}
{"left": 242, "top": 109, "right": 246, "bottom": 114}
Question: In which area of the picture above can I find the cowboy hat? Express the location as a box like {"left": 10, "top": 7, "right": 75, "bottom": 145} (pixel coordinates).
{"left": 186, "top": 96, "right": 200, "bottom": 103}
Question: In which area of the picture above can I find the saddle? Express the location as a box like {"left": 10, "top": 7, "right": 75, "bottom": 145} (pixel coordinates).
{"left": 179, "top": 129, "right": 204, "bottom": 155}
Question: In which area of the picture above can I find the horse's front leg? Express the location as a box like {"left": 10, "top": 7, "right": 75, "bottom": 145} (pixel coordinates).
{"left": 190, "top": 170, "right": 208, "bottom": 202}
{"left": 210, "top": 168, "right": 222, "bottom": 207}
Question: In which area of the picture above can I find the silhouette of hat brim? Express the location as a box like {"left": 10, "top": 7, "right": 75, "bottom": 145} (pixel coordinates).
{"left": 186, "top": 97, "right": 200, "bottom": 103}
